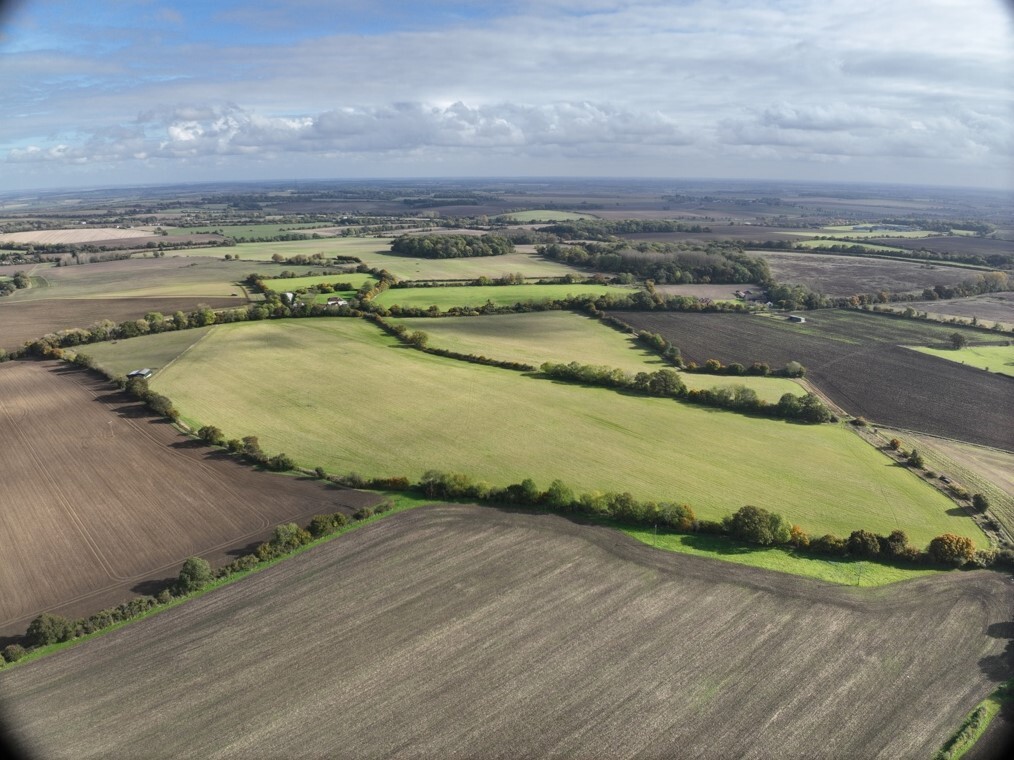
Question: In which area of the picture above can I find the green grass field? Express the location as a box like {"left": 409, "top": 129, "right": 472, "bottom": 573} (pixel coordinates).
{"left": 130, "top": 317, "right": 981, "bottom": 546}
{"left": 262, "top": 272, "right": 376, "bottom": 292}
{"left": 184, "top": 237, "right": 394, "bottom": 261}
{"left": 375, "top": 284, "right": 637, "bottom": 310}
{"left": 499, "top": 210, "right": 598, "bottom": 222}
{"left": 390, "top": 311, "right": 804, "bottom": 401}
{"left": 81, "top": 327, "right": 213, "bottom": 378}
{"left": 909, "top": 344, "right": 1014, "bottom": 378}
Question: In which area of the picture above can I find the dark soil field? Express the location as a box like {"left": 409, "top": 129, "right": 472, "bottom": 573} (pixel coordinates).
{"left": 0, "top": 361, "right": 377, "bottom": 640}
{"left": 747, "top": 249, "right": 980, "bottom": 295}
{"left": 2, "top": 505, "right": 1010, "bottom": 759}
{"left": 619, "top": 310, "right": 1014, "bottom": 450}
{"left": 898, "top": 292, "right": 1014, "bottom": 327}
{"left": 618, "top": 226, "right": 802, "bottom": 244}
{"left": 0, "top": 296, "right": 241, "bottom": 349}
{"left": 868, "top": 235, "right": 1013, "bottom": 261}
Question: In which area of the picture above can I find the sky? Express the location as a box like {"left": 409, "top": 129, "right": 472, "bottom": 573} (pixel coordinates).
{"left": 1, "top": 0, "right": 1011, "bottom": 191}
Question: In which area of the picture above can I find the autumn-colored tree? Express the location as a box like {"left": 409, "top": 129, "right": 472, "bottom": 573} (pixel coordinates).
{"left": 927, "top": 534, "right": 975, "bottom": 566}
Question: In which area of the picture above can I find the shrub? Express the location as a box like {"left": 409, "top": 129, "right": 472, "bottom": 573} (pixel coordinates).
{"left": 907, "top": 449, "right": 925, "bottom": 469}
{"left": 266, "top": 453, "right": 295, "bottom": 472}
{"left": 789, "top": 525, "right": 810, "bottom": 548}
{"left": 695, "top": 519, "right": 726, "bottom": 535}
{"left": 270, "top": 523, "right": 312, "bottom": 552}
{"left": 176, "top": 556, "right": 214, "bottom": 594}
{"left": 197, "top": 425, "right": 225, "bottom": 446}
{"left": 2, "top": 644, "right": 28, "bottom": 663}
{"left": 847, "top": 530, "right": 881, "bottom": 557}
{"left": 309, "top": 513, "right": 346, "bottom": 537}
{"left": 888, "top": 438, "right": 902, "bottom": 451}
{"left": 972, "top": 493, "right": 990, "bottom": 512}
{"left": 927, "top": 534, "right": 975, "bottom": 566}
{"left": 353, "top": 507, "right": 374, "bottom": 521}
{"left": 810, "top": 534, "right": 847, "bottom": 556}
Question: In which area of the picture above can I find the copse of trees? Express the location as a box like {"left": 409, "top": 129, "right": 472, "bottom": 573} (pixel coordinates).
{"left": 390, "top": 234, "right": 514, "bottom": 259}
{"left": 538, "top": 219, "right": 712, "bottom": 240}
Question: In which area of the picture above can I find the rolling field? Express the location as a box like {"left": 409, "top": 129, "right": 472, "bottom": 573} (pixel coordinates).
{"left": 0, "top": 361, "right": 376, "bottom": 638}
{"left": 2, "top": 257, "right": 252, "bottom": 301}
{"left": 375, "top": 283, "right": 637, "bottom": 310}
{"left": 164, "top": 223, "right": 327, "bottom": 239}
{"left": 910, "top": 344, "right": 1014, "bottom": 378}
{"left": 2, "top": 506, "right": 1009, "bottom": 759}
{"left": 747, "top": 249, "right": 979, "bottom": 295}
{"left": 500, "top": 209, "right": 598, "bottom": 221}
{"left": 621, "top": 310, "right": 1014, "bottom": 450}
{"left": 0, "top": 297, "right": 241, "bottom": 350}
{"left": 137, "top": 317, "right": 980, "bottom": 544}
{"left": 190, "top": 237, "right": 394, "bottom": 261}
{"left": 390, "top": 311, "right": 804, "bottom": 401}
{"left": 795, "top": 239, "right": 909, "bottom": 253}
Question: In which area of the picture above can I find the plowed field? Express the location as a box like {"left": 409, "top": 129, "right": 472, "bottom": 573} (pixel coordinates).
{"left": 620, "top": 310, "right": 1014, "bottom": 450}
{"left": 2, "top": 506, "right": 1010, "bottom": 759}
{"left": 0, "top": 361, "right": 375, "bottom": 638}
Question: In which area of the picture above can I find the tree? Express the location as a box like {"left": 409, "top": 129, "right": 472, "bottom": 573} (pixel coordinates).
{"left": 907, "top": 449, "right": 925, "bottom": 469}
{"left": 927, "top": 534, "right": 975, "bottom": 566}
{"left": 723, "top": 505, "right": 791, "bottom": 546}
{"left": 26, "top": 612, "right": 72, "bottom": 646}
{"left": 197, "top": 425, "right": 225, "bottom": 446}
{"left": 847, "top": 530, "right": 881, "bottom": 557}
{"left": 972, "top": 493, "right": 990, "bottom": 512}
{"left": 176, "top": 556, "right": 213, "bottom": 594}
{"left": 544, "top": 479, "right": 575, "bottom": 510}
{"left": 950, "top": 332, "right": 968, "bottom": 350}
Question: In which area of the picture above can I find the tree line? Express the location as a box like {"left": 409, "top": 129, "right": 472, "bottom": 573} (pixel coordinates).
{"left": 390, "top": 234, "right": 514, "bottom": 259}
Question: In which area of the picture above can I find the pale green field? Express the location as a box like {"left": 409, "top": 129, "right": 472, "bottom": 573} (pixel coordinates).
{"left": 810, "top": 227, "right": 939, "bottom": 239}
{"left": 909, "top": 344, "right": 1014, "bottom": 378}
{"left": 500, "top": 210, "right": 598, "bottom": 222}
{"left": 375, "top": 284, "right": 636, "bottom": 310}
{"left": 262, "top": 273, "right": 376, "bottom": 292}
{"left": 620, "top": 526, "right": 938, "bottom": 586}
{"left": 184, "top": 237, "right": 394, "bottom": 261}
{"left": 795, "top": 239, "right": 909, "bottom": 253}
{"left": 80, "top": 327, "right": 214, "bottom": 378}
{"left": 138, "top": 318, "right": 980, "bottom": 545}
{"left": 390, "top": 311, "right": 804, "bottom": 401}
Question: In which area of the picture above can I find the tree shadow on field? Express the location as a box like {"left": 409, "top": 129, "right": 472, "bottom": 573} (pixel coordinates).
{"left": 131, "top": 577, "right": 175, "bottom": 597}
{"left": 226, "top": 540, "right": 262, "bottom": 559}
{"left": 979, "top": 621, "right": 1014, "bottom": 683}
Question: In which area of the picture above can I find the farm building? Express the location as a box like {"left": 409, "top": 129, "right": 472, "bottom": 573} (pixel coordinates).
{"left": 127, "top": 368, "right": 153, "bottom": 379}
{"left": 787, "top": 315, "right": 807, "bottom": 323}
{"left": 326, "top": 297, "right": 348, "bottom": 307}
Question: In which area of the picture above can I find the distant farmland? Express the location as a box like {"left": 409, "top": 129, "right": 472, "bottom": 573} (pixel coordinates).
{"left": 747, "top": 249, "right": 979, "bottom": 296}
{"left": 374, "top": 283, "right": 636, "bottom": 310}
{"left": 2, "top": 506, "right": 1008, "bottom": 759}
{"left": 0, "top": 361, "right": 375, "bottom": 638}
{"left": 620, "top": 310, "right": 1014, "bottom": 450}
{"left": 103, "top": 317, "right": 983, "bottom": 544}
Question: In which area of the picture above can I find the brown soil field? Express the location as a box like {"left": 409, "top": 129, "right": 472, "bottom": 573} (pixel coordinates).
{"left": 0, "top": 361, "right": 377, "bottom": 639}
{"left": 2, "top": 505, "right": 1011, "bottom": 759}
{"left": 618, "top": 226, "right": 801, "bottom": 244}
{"left": 0, "top": 228, "right": 153, "bottom": 245}
{"left": 747, "top": 249, "right": 978, "bottom": 295}
{"left": 896, "top": 292, "right": 1014, "bottom": 328}
{"left": 0, "top": 296, "right": 241, "bottom": 349}
{"left": 619, "top": 310, "right": 1014, "bottom": 451}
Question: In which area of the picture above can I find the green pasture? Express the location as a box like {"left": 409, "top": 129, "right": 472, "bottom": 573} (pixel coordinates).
{"left": 165, "top": 223, "right": 328, "bottom": 239}
{"left": 261, "top": 272, "right": 376, "bottom": 292}
{"left": 909, "top": 344, "right": 1014, "bottom": 378}
{"left": 499, "top": 210, "right": 598, "bottom": 222}
{"left": 795, "top": 239, "right": 910, "bottom": 253}
{"left": 133, "top": 318, "right": 980, "bottom": 546}
{"left": 375, "top": 284, "right": 636, "bottom": 310}
{"left": 390, "top": 311, "right": 804, "bottom": 401}
{"left": 813, "top": 226, "right": 939, "bottom": 239}
{"left": 81, "top": 327, "right": 214, "bottom": 378}
{"left": 620, "top": 525, "right": 938, "bottom": 586}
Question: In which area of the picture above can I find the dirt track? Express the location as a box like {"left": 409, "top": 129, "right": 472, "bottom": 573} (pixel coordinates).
{"left": 0, "top": 361, "right": 376, "bottom": 639}
{"left": 2, "top": 505, "right": 1011, "bottom": 759}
